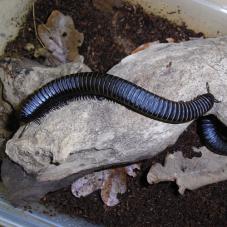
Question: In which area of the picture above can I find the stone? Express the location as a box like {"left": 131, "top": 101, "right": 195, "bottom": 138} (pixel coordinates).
{"left": 24, "top": 43, "right": 35, "bottom": 52}
{"left": 2, "top": 36, "right": 227, "bottom": 202}
{"left": 147, "top": 147, "right": 227, "bottom": 194}
{"left": 0, "top": 81, "right": 12, "bottom": 157}
{"left": 0, "top": 57, "right": 91, "bottom": 108}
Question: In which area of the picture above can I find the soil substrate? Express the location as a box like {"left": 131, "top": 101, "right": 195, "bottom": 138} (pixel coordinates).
{"left": 5, "top": 1, "right": 227, "bottom": 226}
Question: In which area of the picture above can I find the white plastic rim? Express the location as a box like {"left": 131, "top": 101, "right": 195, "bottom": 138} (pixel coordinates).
{"left": 0, "top": 184, "right": 101, "bottom": 227}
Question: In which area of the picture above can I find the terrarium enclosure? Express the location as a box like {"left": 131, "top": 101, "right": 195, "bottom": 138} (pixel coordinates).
{"left": 1, "top": 0, "right": 227, "bottom": 226}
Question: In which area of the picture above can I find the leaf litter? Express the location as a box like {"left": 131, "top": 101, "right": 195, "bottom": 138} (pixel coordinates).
{"left": 37, "top": 10, "right": 84, "bottom": 65}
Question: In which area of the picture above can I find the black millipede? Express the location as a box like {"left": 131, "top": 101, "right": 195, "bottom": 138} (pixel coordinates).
{"left": 19, "top": 72, "right": 218, "bottom": 124}
{"left": 197, "top": 114, "right": 227, "bottom": 156}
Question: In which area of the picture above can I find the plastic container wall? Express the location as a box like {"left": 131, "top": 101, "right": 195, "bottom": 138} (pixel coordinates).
{"left": 128, "top": 0, "right": 227, "bottom": 37}
{"left": 0, "top": 0, "right": 226, "bottom": 226}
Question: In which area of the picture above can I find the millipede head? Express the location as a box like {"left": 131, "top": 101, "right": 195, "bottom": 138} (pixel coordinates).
{"left": 206, "top": 82, "right": 221, "bottom": 103}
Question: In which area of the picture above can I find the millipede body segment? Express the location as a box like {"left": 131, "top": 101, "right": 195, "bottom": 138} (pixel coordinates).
{"left": 20, "top": 72, "right": 215, "bottom": 124}
{"left": 197, "top": 115, "right": 227, "bottom": 156}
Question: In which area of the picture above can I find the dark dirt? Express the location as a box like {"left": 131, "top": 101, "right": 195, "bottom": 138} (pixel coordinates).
{"left": 5, "top": 0, "right": 203, "bottom": 72}
{"left": 5, "top": 0, "right": 227, "bottom": 226}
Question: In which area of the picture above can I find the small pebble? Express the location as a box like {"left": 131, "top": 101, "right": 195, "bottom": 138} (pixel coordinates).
{"left": 166, "top": 37, "right": 175, "bottom": 43}
{"left": 24, "top": 43, "right": 35, "bottom": 52}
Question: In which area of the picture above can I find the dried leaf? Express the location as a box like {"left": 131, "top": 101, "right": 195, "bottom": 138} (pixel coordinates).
{"left": 38, "top": 10, "right": 84, "bottom": 65}
{"left": 147, "top": 147, "right": 227, "bottom": 194}
{"left": 71, "top": 170, "right": 107, "bottom": 197}
{"left": 71, "top": 164, "right": 140, "bottom": 206}
{"left": 101, "top": 168, "right": 127, "bottom": 206}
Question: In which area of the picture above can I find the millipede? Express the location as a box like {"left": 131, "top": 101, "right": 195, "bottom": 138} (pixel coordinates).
{"left": 197, "top": 114, "right": 227, "bottom": 156}
{"left": 20, "top": 72, "right": 218, "bottom": 124}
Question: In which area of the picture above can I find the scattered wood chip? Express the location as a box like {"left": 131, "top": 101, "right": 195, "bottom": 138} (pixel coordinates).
{"left": 131, "top": 41, "right": 160, "bottom": 54}
{"left": 34, "top": 47, "right": 48, "bottom": 59}
{"left": 166, "top": 37, "right": 175, "bottom": 43}
{"left": 147, "top": 147, "right": 227, "bottom": 194}
{"left": 38, "top": 10, "right": 84, "bottom": 65}
{"left": 92, "top": 0, "right": 123, "bottom": 13}
{"left": 111, "top": 11, "right": 137, "bottom": 54}
{"left": 24, "top": 43, "right": 35, "bottom": 52}
{"left": 71, "top": 164, "right": 140, "bottom": 206}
